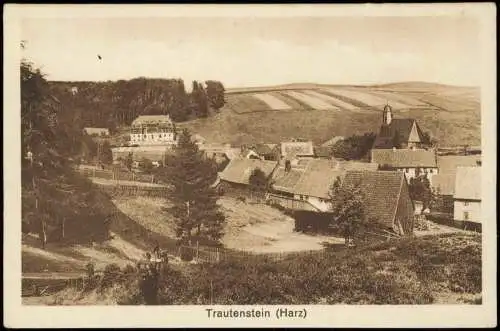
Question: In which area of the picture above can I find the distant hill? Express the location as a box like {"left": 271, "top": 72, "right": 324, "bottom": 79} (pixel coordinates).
{"left": 50, "top": 80, "right": 481, "bottom": 147}
{"left": 182, "top": 82, "right": 480, "bottom": 147}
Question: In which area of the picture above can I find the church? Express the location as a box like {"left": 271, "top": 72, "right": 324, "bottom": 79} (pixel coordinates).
{"left": 370, "top": 105, "right": 438, "bottom": 184}
{"left": 372, "top": 104, "right": 427, "bottom": 150}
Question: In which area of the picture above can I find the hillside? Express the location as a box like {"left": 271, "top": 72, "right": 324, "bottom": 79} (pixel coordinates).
{"left": 51, "top": 80, "right": 480, "bottom": 147}
{"left": 181, "top": 82, "right": 480, "bottom": 146}
{"left": 25, "top": 232, "right": 481, "bottom": 305}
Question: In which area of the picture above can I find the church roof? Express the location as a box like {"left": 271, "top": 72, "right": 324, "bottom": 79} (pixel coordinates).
{"left": 371, "top": 149, "right": 437, "bottom": 168}
{"left": 372, "top": 118, "right": 423, "bottom": 149}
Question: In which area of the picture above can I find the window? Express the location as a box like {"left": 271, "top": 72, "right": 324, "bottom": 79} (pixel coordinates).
{"left": 405, "top": 168, "right": 409, "bottom": 173}
{"left": 463, "top": 211, "right": 469, "bottom": 221}
{"left": 464, "top": 201, "right": 469, "bottom": 207}
{"left": 429, "top": 169, "right": 433, "bottom": 174}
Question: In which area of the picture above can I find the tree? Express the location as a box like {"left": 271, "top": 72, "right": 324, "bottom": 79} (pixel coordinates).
{"left": 141, "top": 157, "right": 154, "bottom": 174}
{"left": 421, "top": 131, "right": 437, "bottom": 148}
{"left": 205, "top": 80, "right": 226, "bottom": 110}
{"left": 159, "top": 129, "right": 225, "bottom": 243}
{"left": 409, "top": 175, "right": 432, "bottom": 212}
{"left": 331, "top": 132, "right": 376, "bottom": 161}
{"left": 328, "top": 177, "right": 366, "bottom": 246}
{"left": 248, "top": 168, "right": 268, "bottom": 200}
{"left": 124, "top": 152, "right": 134, "bottom": 171}
{"left": 100, "top": 141, "right": 114, "bottom": 165}
{"left": 21, "top": 54, "right": 110, "bottom": 246}
{"left": 190, "top": 81, "right": 209, "bottom": 118}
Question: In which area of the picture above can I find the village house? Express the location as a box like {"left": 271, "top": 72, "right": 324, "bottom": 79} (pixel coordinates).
{"left": 280, "top": 140, "right": 315, "bottom": 160}
{"left": 453, "top": 166, "right": 481, "bottom": 230}
{"left": 321, "top": 136, "right": 345, "bottom": 148}
{"left": 198, "top": 143, "right": 240, "bottom": 171}
{"left": 313, "top": 145, "right": 333, "bottom": 159}
{"left": 431, "top": 155, "right": 482, "bottom": 214}
{"left": 217, "top": 158, "right": 279, "bottom": 198}
{"left": 370, "top": 148, "right": 438, "bottom": 184}
{"left": 340, "top": 171, "right": 415, "bottom": 236}
{"left": 130, "top": 115, "right": 177, "bottom": 146}
{"left": 83, "top": 127, "right": 110, "bottom": 137}
{"left": 241, "top": 143, "right": 281, "bottom": 161}
{"left": 372, "top": 104, "right": 429, "bottom": 150}
{"left": 267, "top": 158, "right": 379, "bottom": 212}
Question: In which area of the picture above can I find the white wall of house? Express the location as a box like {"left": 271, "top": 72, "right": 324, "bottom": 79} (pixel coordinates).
{"left": 292, "top": 194, "right": 331, "bottom": 212}
{"left": 130, "top": 132, "right": 176, "bottom": 145}
{"left": 395, "top": 167, "right": 438, "bottom": 184}
{"left": 307, "top": 196, "right": 331, "bottom": 212}
{"left": 454, "top": 200, "right": 481, "bottom": 223}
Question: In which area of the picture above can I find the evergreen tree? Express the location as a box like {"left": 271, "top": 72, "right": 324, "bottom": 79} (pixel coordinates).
{"left": 160, "top": 129, "right": 225, "bottom": 243}
{"left": 205, "top": 80, "right": 226, "bottom": 110}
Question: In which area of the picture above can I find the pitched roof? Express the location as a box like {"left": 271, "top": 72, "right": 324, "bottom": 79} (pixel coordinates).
{"left": 271, "top": 159, "right": 378, "bottom": 199}
{"left": 342, "top": 170, "right": 406, "bottom": 227}
{"left": 251, "top": 143, "right": 274, "bottom": 155}
{"left": 372, "top": 118, "right": 423, "bottom": 149}
{"left": 454, "top": 166, "right": 481, "bottom": 200}
{"left": 437, "top": 155, "right": 482, "bottom": 174}
{"left": 219, "top": 158, "right": 278, "bottom": 185}
{"left": 132, "top": 115, "right": 173, "bottom": 126}
{"left": 314, "top": 146, "right": 332, "bottom": 158}
{"left": 281, "top": 141, "right": 314, "bottom": 158}
{"left": 321, "top": 136, "right": 345, "bottom": 147}
{"left": 83, "top": 127, "right": 110, "bottom": 135}
{"left": 431, "top": 155, "right": 482, "bottom": 195}
{"left": 371, "top": 149, "right": 437, "bottom": 168}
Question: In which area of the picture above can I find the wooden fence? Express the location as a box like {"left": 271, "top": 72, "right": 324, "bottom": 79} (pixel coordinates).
{"left": 77, "top": 167, "right": 158, "bottom": 184}
{"left": 96, "top": 183, "right": 169, "bottom": 198}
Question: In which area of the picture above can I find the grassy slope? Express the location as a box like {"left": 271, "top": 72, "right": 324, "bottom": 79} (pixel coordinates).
{"left": 35, "top": 232, "right": 481, "bottom": 305}
{"left": 186, "top": 82, "right": 480, "bottom": 147}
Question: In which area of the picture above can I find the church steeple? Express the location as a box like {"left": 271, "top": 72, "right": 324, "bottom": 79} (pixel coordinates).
{"left": 382, "top": 103, "right": 392, "bottom": 125}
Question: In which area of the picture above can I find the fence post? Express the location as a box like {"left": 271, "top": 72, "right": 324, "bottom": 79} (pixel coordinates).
{"left": 216, "top": 247, "right": 220, "bottom": 262}
{"left": 196, "top": 241, "right": 199, "bottom": 262}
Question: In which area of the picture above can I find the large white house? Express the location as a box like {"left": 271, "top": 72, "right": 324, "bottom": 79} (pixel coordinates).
{"left": 453, "top": 166, "right": 481, "bottom": 225}
{"left": 130, "top": 115, "right": 177, "bottom": 146}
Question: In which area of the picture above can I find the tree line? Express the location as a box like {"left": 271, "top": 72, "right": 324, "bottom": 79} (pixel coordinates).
{"left": 49, "top": 78, "right": 226, "bottom": 131}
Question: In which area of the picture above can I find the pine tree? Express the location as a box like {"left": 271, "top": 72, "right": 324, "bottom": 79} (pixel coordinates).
{"left": 160, "top": 129, "right": 225, "bottom": 244}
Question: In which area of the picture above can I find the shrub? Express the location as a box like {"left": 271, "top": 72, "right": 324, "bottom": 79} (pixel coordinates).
{"left": 100, "top": 263, "right": 124, "bottom": 291}
{"left": 180, "top": 248, "right": 194, "bottom": 262}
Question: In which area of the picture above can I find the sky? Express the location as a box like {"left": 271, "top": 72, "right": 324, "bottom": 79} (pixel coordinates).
{"left": 21, "top": 16, "right": 481, "bottom": 88}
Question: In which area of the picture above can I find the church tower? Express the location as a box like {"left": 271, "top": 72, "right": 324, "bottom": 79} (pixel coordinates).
{"left": 382, "top": 103, "right": 393, "bottom": 125}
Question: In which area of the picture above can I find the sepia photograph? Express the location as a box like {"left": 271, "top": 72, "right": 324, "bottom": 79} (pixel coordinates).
{"left": 4, "top": 3, "right": 497, "bottom": 328}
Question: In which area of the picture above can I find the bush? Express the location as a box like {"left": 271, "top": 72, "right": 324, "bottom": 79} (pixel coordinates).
{"left": 180, "top": 248, "right": 194, "bottom": 262}
{"left": 100, "top": 263, "right": 124, "bottom": 291}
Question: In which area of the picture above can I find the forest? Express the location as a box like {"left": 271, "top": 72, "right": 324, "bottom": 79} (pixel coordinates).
{"left": 49, "top": 78, "right": 226, "bottom": 132}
